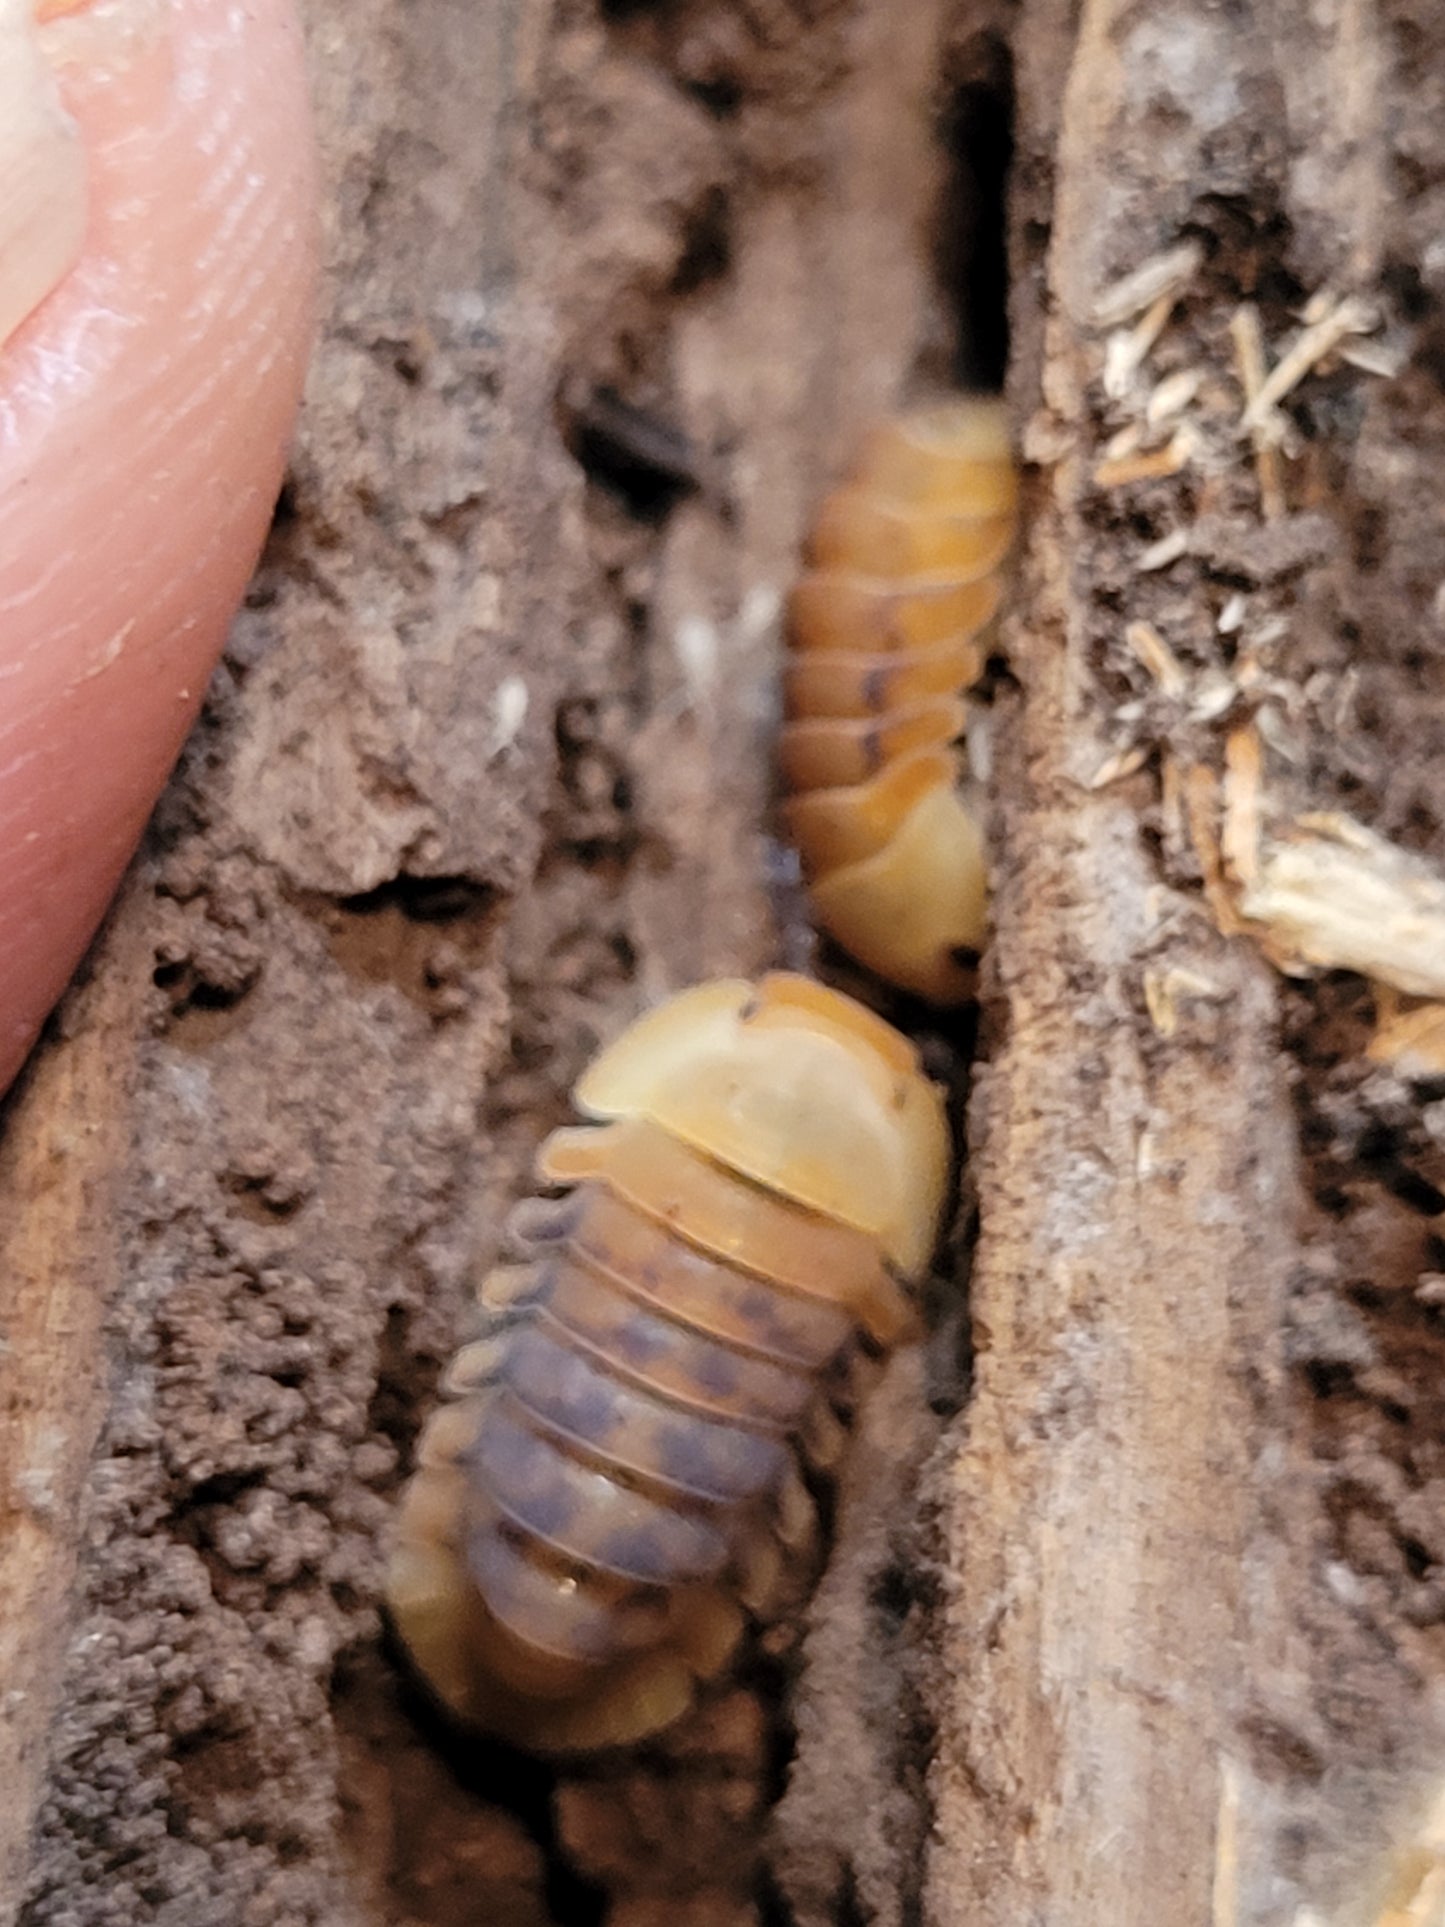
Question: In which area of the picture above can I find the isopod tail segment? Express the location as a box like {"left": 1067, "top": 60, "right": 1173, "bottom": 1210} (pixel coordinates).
{"left": 781, "top": 397, "right": 1018, "bottom": 1003}
{"left": 385, "top": 974, "right": 950, "bottom": 1755}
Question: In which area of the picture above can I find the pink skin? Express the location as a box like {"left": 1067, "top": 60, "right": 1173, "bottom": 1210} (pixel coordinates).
{"left": 0, "top": 0, "right": 318, "bottom": 1097}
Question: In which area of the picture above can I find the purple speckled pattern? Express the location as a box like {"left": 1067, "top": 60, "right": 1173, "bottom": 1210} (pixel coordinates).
{"left": 452, "top": 1167, "right": 876, "bottom": 1670}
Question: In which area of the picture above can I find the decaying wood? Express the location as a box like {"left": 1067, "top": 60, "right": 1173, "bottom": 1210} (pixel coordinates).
{"left": 0, "top": 935, "right": 148, "bottom": 1913}
{"left": 5, "top": 0, "right": 1445, "bottom": 1922}
{"left": 0, "top": 0, "right": 977, "bottom": 1919}
{"left": 921, "top": 3, "right": 1445, "bottom": 1923}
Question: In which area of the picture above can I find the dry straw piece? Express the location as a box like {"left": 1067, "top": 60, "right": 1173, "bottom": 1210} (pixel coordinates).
{"left": 1367, "top": 996, "right": 1445, "bottom": 1079}
{"left": 1237, "top": 813, "right": 1445, "bottom": 1000}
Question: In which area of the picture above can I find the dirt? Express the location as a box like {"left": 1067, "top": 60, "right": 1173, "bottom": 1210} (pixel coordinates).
{"left": 5, "top": 0, "right": 1445, "bottom": 1922}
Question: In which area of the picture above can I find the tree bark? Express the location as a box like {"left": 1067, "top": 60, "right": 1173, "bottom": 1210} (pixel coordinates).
{"left": 788, "top": 1, "right": 1445, "bottom": 1922}
{"left": 6, "top": 0, "right": 1445, "bottom": 1923}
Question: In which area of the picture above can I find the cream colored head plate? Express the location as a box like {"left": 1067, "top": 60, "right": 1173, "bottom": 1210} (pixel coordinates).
{"left": 573, "top": 973, "right": 949, "bottom": 1275}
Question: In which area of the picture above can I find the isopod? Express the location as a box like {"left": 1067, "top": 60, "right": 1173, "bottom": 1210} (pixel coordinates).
{"left": 781, "top": 398, "right": 1017, "bottom": 1002}
{"left": 386, "top": 972, "right": 949, "bottom": 1753}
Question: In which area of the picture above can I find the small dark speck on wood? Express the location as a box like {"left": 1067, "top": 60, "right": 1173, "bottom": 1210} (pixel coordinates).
{"left": 558, "top": 379, "right": 709, "bottom": 522}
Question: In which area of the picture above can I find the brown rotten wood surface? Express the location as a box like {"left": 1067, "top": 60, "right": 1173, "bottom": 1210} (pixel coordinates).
{"left": 6, "top": 1, "right": 1445, "bottom": 1924}
{"left": 918, "top": 3, "right": 1445, "bottom": 1923}
{"left": 787, "top": 0, "right": 1445, "bottom": 1921}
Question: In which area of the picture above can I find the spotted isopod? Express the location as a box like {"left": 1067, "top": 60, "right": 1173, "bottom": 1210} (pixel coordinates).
{"left": 385, "top": 973, "right": 948, "bottom": 1753}
{"left": 781, "top": 397, "right": 1018, "bottom": 1002}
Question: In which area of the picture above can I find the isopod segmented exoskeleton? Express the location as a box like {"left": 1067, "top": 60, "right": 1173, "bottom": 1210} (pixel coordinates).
{"left": 386, "top": 973, "right": 948, "bottom": 1753}
{"left": 781, "top": 398, "right": 1017, "bottom": 1002}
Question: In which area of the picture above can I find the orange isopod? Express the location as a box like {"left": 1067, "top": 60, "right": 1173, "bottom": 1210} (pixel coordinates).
{"left": 781, "top": 398, "right": 1017, "bottom": 1002}
{"left": 385, "top": 973, "right": 949, "bottom": 1753}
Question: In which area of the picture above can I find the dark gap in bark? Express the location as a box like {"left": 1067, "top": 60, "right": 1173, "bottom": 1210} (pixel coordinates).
{"left": 1183, "top": 193, "right": 1305, "bottom": 343}
{"left": 835, "top": 1864, "right": 868, "bottom": 1927}
{"left": 913, "top": 25, "right": 1012, "bottom": 1481}
{"left": 933, "top": 35, "right": 1015, "bottom": 393}
{"left": 536, "top": 1777, "right": 608, "bottom": 1927}
{"left": 597, "top": 0, "right": 672, "bottom": 20}
{"left": 339, "top": 874, "right": 499, "bottom": 925}
{"left": 557, "top": 382, "right": 702, "bottom": 524}
{"left": 670, "top": 185, "right": 734, "bottom": 296}
{"left": 1384, "top": 1167, "right": 1445, "bottom": 1218}
{"left": 755, "top": 1862, "right": 796, "bottom": 1927}
{"left": 270, "top": 476, "right": 300, "bottom": 528}
{"left": 916, "top": 1013, "right": 979, "bottom": 1423}
{"left": 684, "top": 72, "right": 744, "bottom": 119}
{"left": 368, "top": 1302, "right": 432, "bottom": 1465}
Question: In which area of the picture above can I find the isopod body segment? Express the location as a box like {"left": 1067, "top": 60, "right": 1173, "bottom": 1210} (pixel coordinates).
{"left": 386, "top": 973, "right": 949, "bottom": 1753}
{"left": 781, "top": 399, "right": 1018, "bottom": 1002}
